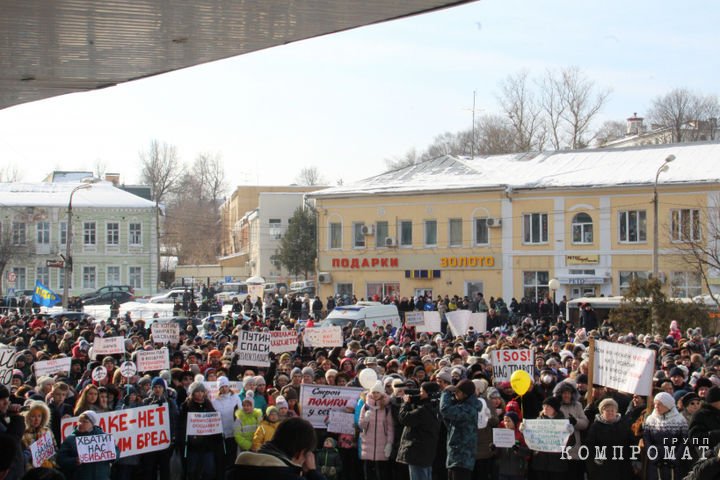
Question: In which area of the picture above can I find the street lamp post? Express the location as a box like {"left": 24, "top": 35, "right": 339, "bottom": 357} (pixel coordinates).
{"left": 62, "top": 181, "right": 96, "bottom": 309}
{"left": 548, "top": 278, "right": 560, "bottom": 318}
{"left": 652, "top": 154, "right": 676, "bottom": 280}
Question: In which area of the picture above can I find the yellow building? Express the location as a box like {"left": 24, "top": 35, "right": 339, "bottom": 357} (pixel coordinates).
{"left": 308, "top": 142, "right": 720, "bottom": 302}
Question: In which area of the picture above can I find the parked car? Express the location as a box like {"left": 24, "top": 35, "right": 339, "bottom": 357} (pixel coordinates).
{"left": 82, "top": 291, "right": 134, "bottom": 306}
{"left": 148, "top": 289, "right": 200, "bottom": 304}
{"left": 214, "top": 282, "right": 249, "bottom": 302}
{"left": 289, "top": 280, "right": 315, "bottom": 293}
{"left": 46, "top": 311, "right": 94, "bottom": 323}
{"left": 321, "top": 301, "right": 401, "bottom": 332}
{"left": 263, "top": 282, "right": 288, "bottom": 295}
{"left": 80, "top": 285, "right": 134, "bottom": 301}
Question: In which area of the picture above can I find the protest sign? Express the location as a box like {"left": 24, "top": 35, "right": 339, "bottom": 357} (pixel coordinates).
{"left": 300, "top": 384, "right": 362, "bottom": 429}
{"left": 203, "top": 381, "right": 243, "bottom": 400}
{"left": 120, "top": 361, "right": 137, "bottom": 378}
{"left": 491, "top": 349, "right": 534, "bottom": 383}
{"left": 446, "top": 310, "right": 470, "bottom": 336}
{"left": 76, "top": 433, "right": 117, "bottom": 463}
{"left": 33, "top": 357, "right": 71, "bottom": 377}
{"left": 61, "top": 404, "right": 171, "bottom": 458}
{"left": 29, "top": 431, "right": 55, "bottom": 467}
{"left": 92, "top": 366, "right": 107, "bottom": 382}
{"left": 327, "top": 411, "right": 356, "bottom": 435}
{"left": 236, "top": 330, "right": 271, "bottom": 367}
{"left": 270, "top": 330, "right": 299, "bottom": 354}
{"left": 136, "top": 349, "right": 170, "bottom": 372}
{"left": 0, "top": 347, "right": 16, "bottom": 386}
{"left": 404, "top": 311, "right": 425, "bottom": 327}
{"left": 422, "top": 311, "right": 442, "bottom": 332}
{"left": 248, "top": 284, "right": 263, "bottom": 303}
{"left": 303, "top": 327, "right": 343, "bottom": 348}
{"left": 93, "top": 336, "right": 126, "bottom": 356}
{"left": 522, "top": 419, "right": 572, "bottom": 453}
{"left": 469, "top": 312, "right": 487, "bottom": 332}
{"left": 593, "top": 340, "right": 654, "bottom": 395}
{"left": 492, "top": 428, "right": 516, "bottom": 448}
{"left": 187, "top": 412, "right": 223, "bottom": 436}
{"left": 151, "top": 321, "right": 180, "bottom": 344}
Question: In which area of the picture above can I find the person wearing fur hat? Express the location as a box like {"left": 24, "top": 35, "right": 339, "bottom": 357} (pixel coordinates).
{"left": 585, "top": 398, "right": 634, "bottom": 480}
{"left": 141, "top": 377, "right": 179, "bottom": 480}
{"left": 57, "top": 410, "right": 119, "bottom": 480}
{"left": 689, "top": 385, "right": 720, "bottom": 456}
{"left": 552, "top": 379, "right": 589, "bottom": 469}
{"left": 643, "top": 391, "right": 690, "bottom": 480}
{"left": 235, "top": 390, "right": 263, "bottom": 453}
{"left": 439, "top": 379, "right": 481, "bottom": 480}
{"left": 21, "top": 401, "right": 57, "bottom": 469}
{"left": 359, "top": 380, "right": 394, "bottom": 480}
{"left": 177, "top": 381, "right": 223, "bottom": 480}
{"left": 525, "top": 395, "right": 574, "bottom": 479}
{"left": 252, "top": 406, "right": 281, "bottom": 451}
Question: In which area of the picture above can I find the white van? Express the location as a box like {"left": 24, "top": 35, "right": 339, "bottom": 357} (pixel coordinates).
{"left": 215, "top": 282, "right": 249, "bottom": 302}
{"left": 321, "top": 301, "right": 401, "bottom": 332}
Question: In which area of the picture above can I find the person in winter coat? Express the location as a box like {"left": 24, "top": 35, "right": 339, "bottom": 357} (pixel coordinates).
{"left": 396, "top": 381, "right": 441, "bottom": 480}
{"left": 211, "top": 376, "right": 241, "bottom": 469}
{"left": 439, "top": 379, "right": 481, "bottom": 480}
{"left": 177, "top": 382, "right": 223, "bottom": 480}
{"left": 316, "top": 436, "right": 343, "bottom": 480}
{"left": 141, "top": 377, "right": 179, "bottom": 480}
{"left": 474, "top": 387, "right": 499, "bottom": 480}
{"left": 252, "top": 406, "right": 280, "bottom": 451}
{"left": 234, "top": 391, "right": 263, "bottom": 453}
{"left": 689, "top": 385, "right": 720, "bottom": 456}
{"left": 683, "top": 447, "right": 720, "bottom": 480}
{"left": 553, "top": 379, "right": 589, "bottom": 479}
{"left": 57, "top": 411, "right": 119, "bottom": 480}
{"left": 0, "top": 384, "right": 25, "bottom": 480}
{"left": 584, "top": 398, "right": 634, "bottom": 480}
{"left": 643, "top": 391, "right": 690, "bottom": 480}
{"left": 492, "top": 412, "right": 530, "bottom": 480}
{"left": 359, "top": 380, "right": 394, "bottom": 480}
{"left": 21, "top": 401, "right": 58, "bottom": 470}
{"left": 525, "top": 396, "right": 574, "bottom": 480}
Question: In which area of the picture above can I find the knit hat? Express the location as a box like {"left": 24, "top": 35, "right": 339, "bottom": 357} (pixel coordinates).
{"left": 598, "top": 398, "right": 618, "bottom": 412}
{"left": 504, "top": 411, "right": 520, "bottom": 426}
{"left": 290, "top": 367, "right": 302, "bottom": 377}
{"left": 301, "top": 366, "right": 314, "bottom": 377}
{"left": 266, "top": 406, "right": 279, "bottom": 418}
{"left": 325, "top": 369, "right": 338, "bottom": 379}
{"left": 188, "top": 381, "right": 207, "bottom": 396}
{"left": 436, "top": 370, "right": 452, "bottom": 384}
{"left": 473, "top": 378, "right": 489, "bottom": 395}
{"left": 457, "top": 379, "right": 476, "bottom": 398}
{"left": 217, "top": 376, "right": 230, "bottom": 389}
{"left": 542, "top": 395, "right": 562, "bottom": 413}
{"left": 681, "top": 392, "right": 700, "bottom": 408}
{"left": 275, "top": 396, "right": 289, "bottom": 409}
{"left": 242, "top": 390, "right": 255, "bottom": 404}
{"left": 654, "top": 392, "right": 676, "bottom": 411}
{"left": 370, "top": 380, "right": 384, "bottom": 394}
{"left": 151, "top": 377, "right": 166, "bottom": 389}
{"left": 81, "top": 410, "right": 99, "bottom": 426}
{"left": 669, "top": 367, "right": 685, "bottom": 378}
{"left": 706, "top": 386, "right": 720, "bottom": 404}
{"left": 421, "top": 381, "right": 440, "bottom": 396}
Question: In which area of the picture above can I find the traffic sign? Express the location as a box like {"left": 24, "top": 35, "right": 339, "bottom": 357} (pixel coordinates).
{"left": 46, "top": 260, "right": 65, "bottom": 268}
{"left": 7, "top": 272, "right": 16, "bottom": 282}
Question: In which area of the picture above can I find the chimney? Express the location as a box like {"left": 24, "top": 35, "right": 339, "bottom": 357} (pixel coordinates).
{"left": 626, "top": 112, "right": 644, "bottom": 136}
{"left": 105, "top": 173, "right": 120, "bottom": 186}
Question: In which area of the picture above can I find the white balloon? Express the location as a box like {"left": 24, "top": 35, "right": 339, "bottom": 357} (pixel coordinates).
{"left": 358, "top": 368, "right": 378, "bottom": 389}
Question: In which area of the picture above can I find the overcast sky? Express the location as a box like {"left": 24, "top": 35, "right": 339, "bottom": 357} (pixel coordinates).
{"left": 0, "top": 0, "right": 715, "bottom": 190}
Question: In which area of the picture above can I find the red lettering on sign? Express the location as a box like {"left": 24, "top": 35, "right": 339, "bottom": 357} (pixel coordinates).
{"left": 350, "top": 259, "right": 359, "bottom": 268}
{"left": 332, "top": 259, "right": 340, "bottom": 268}
{"left": 361, "top": 259, "right": 369, "bottom": 268}
{"left": 341, "top": 259, "right": 349, "bottom": 268}
{"left": 371, "top": 258, "right": 379, "bottom": 267}
{"left": 390, "top": 258, "right": 398, "bottom": 267}
{"left": 381, "top": 259, "right": 388, "bottom": 267}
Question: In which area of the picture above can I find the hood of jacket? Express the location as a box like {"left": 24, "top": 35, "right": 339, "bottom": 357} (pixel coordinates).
{"left": 552, "top": 379, "right": 579, "bottom": 404}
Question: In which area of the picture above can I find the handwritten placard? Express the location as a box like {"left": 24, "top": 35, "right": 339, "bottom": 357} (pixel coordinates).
{"left": 236, "top": 331, "right": 271, "bottom": 367}
{"left": 492, "top": 428, "right": 516, "bottom": 448}
{"left": 186, "top": 412, "right": 223, "bottom": 436}
{"left": 299, "top": 384, "right": 362, "bottom": 429}
{"left": 491, "top": 349, "right": 534, "bottom": 383}
{"left": 593, "top": 340, "right": 654, "bottom": 395}
{"left": 404, "top": 312, "right": 425, "bottom": 327}
{"left": 0, "top": 347, "right": 17, "bottom": 386}
{"left": 30, "top": 431, "right": 55, "bottom": 467}
{"left": 151, "top": 321, "right": 180, "bottom": 344}
{"left": 136, "top": 349, "right": 170, "bottom": 372}
{"left": 34, "top": 357, "right": 72, "bottom": 377}
{"left": 303, "top": 327, "right": 343, "bottom": 348}
{"left": 93, "top": 336, "right": 125, "bottom": 356}
{"left": 522, "top": 419, "right": 571, "bottom": 453}
{"left": 270, "top": 330, "right": 299, "bottom": 354}
{"left": 327, "top": 410, "right": 355, "bottom": 435}
{"left": 76, "top": 433, "right": 117, "bottom": 463}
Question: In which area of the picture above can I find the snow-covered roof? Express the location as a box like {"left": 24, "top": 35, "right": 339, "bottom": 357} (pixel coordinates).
{"left": 310, "top": 142, "right": 720, "bottom": 198}
{"left": 0, "top": 181, "right": 157, "bottom": 209}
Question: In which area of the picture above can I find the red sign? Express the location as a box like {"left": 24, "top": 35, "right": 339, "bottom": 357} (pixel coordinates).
{"left": 331, "top": 257, "right": 399, "bottom": 269}
{"left": 46, "top": 260, "right": 65, "bottom": 268}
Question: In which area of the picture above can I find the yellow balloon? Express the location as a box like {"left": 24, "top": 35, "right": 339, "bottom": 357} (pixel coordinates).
{"left": 510, "top": 370, "right": 532, "bottom": 396}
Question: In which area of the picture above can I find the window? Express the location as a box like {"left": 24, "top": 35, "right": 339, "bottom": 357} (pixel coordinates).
{"left": 366, "top": 282, "right": 400, "bottom": 300}
{"left": 352, "top": 223, "right": 365, "bottom": 248}
{"left": 107, "top": 223, "right": 119, "bottom": 245}
{"left": 569, "top": 269, "right": 595, "bottom": 275}
{"left": 619, "top": 271, "right": 649, "bottom": 294}
{"left": 376, "top": 221, "right": 389, "bottom": 247}
{"left": 671, "top": 209, "right": 701, "bottom": 242}
{"left": 336, "top": 283, "right": 353, "bottom": 298}
{"left": 329, "top": 222, "right": 342, "bottom": 249}
{"left": 83, "top": 222, "right": 96, "bottom": 246}
{"left": 107, "top": 266, "right": 121, "bottom": 285}
{"left": 12, "top": 267, "right": 26, "bottom": 290}
{"left": 449, "top": 218, "right": 463, "bottom": 247}
{"left": 619, "top": 210, "right": 647, "bottom": 243}
{"left": 424, "top": 220, "right": 437, "bottom": 246}
{"left": 474, "top": 218, "right": 489, "bottom": 245}
{"left": 129, "top": 267, "right": 142, "bottom": 289}
{"left": 269, "top": 219, "right": 282, "bottom": 240}
{"left": 400, "top": 220, "right": 412, "bottom": 247}
{"left": 36, "top": 266, "right": 49, "bottom": 286}
{"left": 12, "top": 222, "right": 26, "bottom": 245}
{"left": 671, "top": 271, "right": 702, "bottom": 298}
{"left": 523, "top": 213, "right": 548, "bottom": 244}
{"left": 523, "top": 271, "right": 549, "bottom": 302}
{"left": 571, "top": 212, "right": 593, "bottom": 244}
{"left": 60, "top": 222, "right": 67, "bottom": 246}
{"left": 36, "top": 222, "right": 50, "bottom": 244}
{"left": 82, "top": 266, "right": 96, "bottom": 289}
{"left": 129, "top": 223, "right": 142, "bottom": 245}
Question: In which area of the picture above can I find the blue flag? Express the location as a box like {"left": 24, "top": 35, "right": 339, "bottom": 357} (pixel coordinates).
{"left": 32, "top": 280, "right": 61, "bottom": 307}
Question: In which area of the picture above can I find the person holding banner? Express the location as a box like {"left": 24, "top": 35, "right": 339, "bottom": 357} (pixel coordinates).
{"left": 211, "top": 376, "right": 241, "bottom": 470}
{"left": 57, "top": 410, "right": 118, "bottom": 480}
{"left": 178, "top": 382, "right": 223, "bottom": 480}
{"left": 526, "top": 396, "right": 573, "bottom": 480}
{"left": 142, "top": 378, "right": 178, "bottom": 480}
{"left": 21, "top": 401, "right": 57, "bottom": 470}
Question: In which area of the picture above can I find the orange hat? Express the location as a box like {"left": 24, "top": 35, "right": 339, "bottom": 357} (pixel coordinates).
{"left": 209, "top": 349, "right": 222, "bottom": 358}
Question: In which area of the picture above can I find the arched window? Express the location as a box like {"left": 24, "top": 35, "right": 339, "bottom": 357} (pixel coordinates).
{"left": 572, "top": 212, "right": 593, "bottom": 244}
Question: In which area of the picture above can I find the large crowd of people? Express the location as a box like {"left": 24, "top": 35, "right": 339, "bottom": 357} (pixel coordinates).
{"left": 1, "top": 289, "right": 720, "bottom": 480}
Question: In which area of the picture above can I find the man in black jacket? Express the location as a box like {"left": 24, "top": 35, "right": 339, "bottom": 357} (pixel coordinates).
{"left": 396, "top": 382, "right": 441, "bottom": 480}
{"left": 0, "top": 385, "right": 24, "bottom": 480}
{"left": 689, "top": 385, "right": 720, "bottom": 458}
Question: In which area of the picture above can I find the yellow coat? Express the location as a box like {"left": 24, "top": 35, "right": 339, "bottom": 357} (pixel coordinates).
{"left": 251, "top": 419, "right": 279, "bottom": 451}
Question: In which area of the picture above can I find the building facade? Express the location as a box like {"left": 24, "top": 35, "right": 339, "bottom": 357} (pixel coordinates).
{"left": 0, "top": 181, "right": 159, "bottom": 297}
{"left": 309, "top": 142, "right": 720, "bottom": 303}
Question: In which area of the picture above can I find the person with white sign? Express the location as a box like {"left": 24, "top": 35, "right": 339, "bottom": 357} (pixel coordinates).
{"left": 57, "top": 410, "right": 119, "bottom": 480}
{"left": 493, "top": 412, "right": 531, "bottom": 480}
{"left": 21, "top": 401, "right": 57, "bottom": 469}
{"left": 140, "top": 377, "right": 179, "bottom": 480}
{"left": 177, "top": 381, "right": 223, "bottom": 480}
{"left": 210, "top": 376, "right": 241, "bottom": 470}
{"left": 524, "top": 396, "right": 574, "bottom": 479}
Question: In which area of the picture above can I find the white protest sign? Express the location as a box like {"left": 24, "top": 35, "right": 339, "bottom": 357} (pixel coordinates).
{"left": 270, "top": 330, "right": 299, "bottom": 354}
{"left": 30, "top": 431, "right": 55, "bottom": 467}
{"left": 422, "top": 311, "right": 442, "bottom": 332}
{"left": 203, "top": 380, "right": 243, "bottom": 400}
{"left": 593, "top": 340, "right": 655, "bottom": 395}
{"left": 446, "top": 310, "right": 470, "bottom": 336}
{"left": 299, "top": 384, "right": 363, "bottom": 429}
{"left": 491, "top": 349, "right": 534, "bottom": 383}
{"left": 136, "top": 349, "right": 170, "bottom": 372}
{"left": 327, "top": 410, "right": 355, "bottom": 435}
{"left": 34, "top": 357, "right": 72, "bottom": 377}
{"left": 120, "top": 361, "right": 137, "bottom": 378}
{"left": 92, "top": 366, "right": 107, "bottom": 382}
{"left": 76, "top": 433, "right": 117, "bottom": 463}
{"left": 186, "top": 412, "right": 223, "bottom": 436}
{"left": 303, "top": 327, "right": 343, "bottom": 348}
{"left": 0, "top": 347, "right": 17, "bottom": 386}
{"left": 236, "top": 331, "right": 271, "bottom": 367}
{"left": 151, "top": 321, "right": 180, "bottom": 344}
{"left": 93, "top": 336, "right": 126, "bottom": 356}
{"left": 469, "top": 312, "right": 487, "bottom": 332}
{"left": 248, "top": 284, "right": 264, "bottom": 303}
{"left": 404, "top": 311, "right": 425, "bottom": 327}
{"left": 522, "top": 419, "right": 572, "bottom": 453}
{"left": 61, "top": 404, "right": 171, "bottom": 458}
{"left": 492, "top": 428, "right": 516, "bottom": 448}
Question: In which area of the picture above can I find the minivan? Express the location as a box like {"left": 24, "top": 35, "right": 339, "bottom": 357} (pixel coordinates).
{"left": 321, "top": 301, "right": 401, "bottom": 332}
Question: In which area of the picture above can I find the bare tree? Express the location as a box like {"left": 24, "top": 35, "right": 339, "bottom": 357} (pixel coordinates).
{"left": 538, "top": 71, "right": 566, "bottom": 150}
{"left": 192, "top": 153, "right": 228, "bottom": 203}
{"left": 595, "top": 120, "right": 627, "bottom": 146}
{"left": 93, "top": 159, "right": 107, "bottom": 180}
{"left": 0, "top": 164, "right": 22, "bottom": 182}
{"left": 647, "top": 88, "right": 720, "bottom": 142}
{"left": 385, "top": 148, "right": 421, "bottom": 171}
{"left": 558, "top": 67, "right": 611, "bottom": 149}
{"left": 497, "top": 71, "right": 545, "bottom": 151}
{"left": 474, "top": 115, "right": 519, "bottom": 155}
{"left": 295, "top": 166, "right": 326, "bottom": 186}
